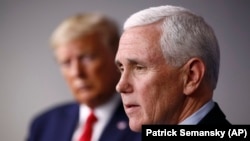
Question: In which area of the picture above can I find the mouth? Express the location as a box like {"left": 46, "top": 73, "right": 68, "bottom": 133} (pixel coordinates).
{"left": 74, "top": 80, "right": 91, "bottom": 90}
{"left": 124, "top": 104, "right": 140, "bottom": 115}
{"left": 76, "top": 85, "right": 92, "bottom": 93}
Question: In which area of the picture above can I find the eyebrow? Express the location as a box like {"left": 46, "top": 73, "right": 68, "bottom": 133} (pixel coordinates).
{"left": 115, "top": 58, "right": 145, "bottom": 67}
{"left": 115, "top": 60, "right": 122, "bottom": 67}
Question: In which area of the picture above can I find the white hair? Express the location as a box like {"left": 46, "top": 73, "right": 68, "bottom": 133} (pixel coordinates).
{"left": 124, "top": 5, "right": 220, "bottom": 90}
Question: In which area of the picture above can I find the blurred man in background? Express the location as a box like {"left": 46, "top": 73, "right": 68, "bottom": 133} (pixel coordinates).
{"left": 27, "top": 13, "right": 141, "bottom": 141}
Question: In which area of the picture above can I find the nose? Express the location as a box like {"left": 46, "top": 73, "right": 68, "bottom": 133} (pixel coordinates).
{"left": 116, "top": 71, "right": 133, "bottom": 94}
{"left": 70, "top": 60, "right": 85, "bottom": 78}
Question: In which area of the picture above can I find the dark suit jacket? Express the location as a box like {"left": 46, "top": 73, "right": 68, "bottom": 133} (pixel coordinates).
{"left": 27, "top": 101, "right": 141, "bottom": 141}
{"left": 198, "top": 102, "right": 231, "bottom": 125}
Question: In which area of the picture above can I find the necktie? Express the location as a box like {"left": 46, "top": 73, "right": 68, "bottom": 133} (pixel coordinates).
{"left": 79, "top": 111, "right": 97, "bottom": 141}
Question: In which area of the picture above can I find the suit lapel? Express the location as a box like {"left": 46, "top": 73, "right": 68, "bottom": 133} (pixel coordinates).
{"left": 99, "top": 101, "right": 131, "bottom": 141}
{"left": 58, "top": 103, "right": 79, "bottom": 141}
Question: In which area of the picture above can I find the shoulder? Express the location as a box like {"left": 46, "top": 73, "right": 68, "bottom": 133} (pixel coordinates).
{"left": 30, "top": 102, "right": 79, "bottom": 126}
{"left": 27, "top": 102, "right": 79, "bottom": 140}
{"left": 199, "top": 102, "right": 231, "bottom": 125}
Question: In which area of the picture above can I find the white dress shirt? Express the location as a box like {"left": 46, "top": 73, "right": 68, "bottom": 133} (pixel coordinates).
{"left": 72, "top": 93, "right": 121, "bottom": 141}
{"left": 179, "top": 100, "right": 215, "bottom": 125}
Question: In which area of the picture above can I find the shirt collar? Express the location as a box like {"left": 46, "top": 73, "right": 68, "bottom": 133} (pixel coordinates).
{"left": 179, "top": 100, "right": 215, "bottom": 125}
{"left": 79, "top": 93, "right": 121, "bottom": 125}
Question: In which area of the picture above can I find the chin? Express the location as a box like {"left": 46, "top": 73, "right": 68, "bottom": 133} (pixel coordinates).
{"left": 75, "top": 95, "right": 89, "bottom": 104}
{"left": 129, "top": 119, "right": 142, "bottom": 132}
{"left": 75, "top": 98, "right": 87, "bottom": 104}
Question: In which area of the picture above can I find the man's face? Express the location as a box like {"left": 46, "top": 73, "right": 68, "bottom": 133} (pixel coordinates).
{"left": 55, "top": 33, "right": 119, "bottom": 108}
{"left": 115, "top": 24, "right": 185, "bottom": 132}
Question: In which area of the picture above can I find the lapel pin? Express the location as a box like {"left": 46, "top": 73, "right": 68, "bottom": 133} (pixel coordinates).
{"left": 117, "top": 121, "right": 127, "bottom": 130}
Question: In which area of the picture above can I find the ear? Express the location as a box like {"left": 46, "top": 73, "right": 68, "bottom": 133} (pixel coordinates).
{"left": 182, "top": 58, "right": 205, "bottom": 95}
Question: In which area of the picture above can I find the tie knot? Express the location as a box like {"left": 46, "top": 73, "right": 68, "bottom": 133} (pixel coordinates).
{"left": 87, "top": 111, "right": 97, "bottom": 124}
{"left": 79, "top": 111, "right": 98, "bottom": 141}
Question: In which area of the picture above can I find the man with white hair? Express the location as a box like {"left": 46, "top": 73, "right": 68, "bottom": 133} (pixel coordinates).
{"left": 115, "top": 5, "right": 231, "bottom": 132}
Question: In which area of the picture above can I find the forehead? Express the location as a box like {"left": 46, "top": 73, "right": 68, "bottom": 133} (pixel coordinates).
{"left": 58, "top": 32, "right": 102, "bottom": 48}
{"left": 116, "top": 24, "right": 164, "bottom": 64}
{"left": 55, "top": 34, "right": 109, "bottom": 58}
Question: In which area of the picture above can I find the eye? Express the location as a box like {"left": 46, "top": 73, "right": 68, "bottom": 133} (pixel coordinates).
{"left": 118, "top": 66, "right": 124, "bottom": 73}
{"left": 115, "top": 61, "right": 124, "bottom": 73}
{"left": 80, "top": 54, "right": 95, "bottom": 64}
{"left": 135, "top": 64, "right": 145, "bottom": 71}
{"left": 60, "top": 59, "right": 71, "bottom": 68}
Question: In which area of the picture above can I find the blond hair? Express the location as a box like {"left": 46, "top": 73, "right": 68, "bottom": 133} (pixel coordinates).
{"left": 51, "top": 13, "right": 120, "bottom": 52}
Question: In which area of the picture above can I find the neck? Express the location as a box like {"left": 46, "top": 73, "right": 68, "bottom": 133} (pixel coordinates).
{"left": 177, "top": 85, "right": 213, "bottom": 124}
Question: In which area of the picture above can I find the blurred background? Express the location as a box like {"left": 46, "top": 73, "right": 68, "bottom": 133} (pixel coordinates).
{"left": 1, "top": 0, "right": 250, "bottom": 140}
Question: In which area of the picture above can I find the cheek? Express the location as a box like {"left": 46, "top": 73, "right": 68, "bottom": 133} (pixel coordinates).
{"left": 96, "top": 58, "right": 117, "bottom": 78}
{"left": 60, "top": 70, "right": 79, "bottom": 98}
{"left": 91, "top": 58, "right": 111, "bottom": 74}
{"left": 87, "top": 60, "right": 115, "bottom": 90}
{"left": 61, "top": 70, "right": 73, "bottom": 86}
{"left": 136, "top": 87, "right": 167, "bottom": 126}
{"left": 135, "top": 77, "right": 162, "bottom": 120}
{"left": 86, "top": 61, "right": 104, "bottom": 81}
{"left": 136, "top": 71, "right": 180, "bottom": 123}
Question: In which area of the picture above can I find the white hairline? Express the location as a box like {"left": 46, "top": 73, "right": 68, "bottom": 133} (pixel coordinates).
{"left": 124, "top": 5, "right": 190, "bottom": 30}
